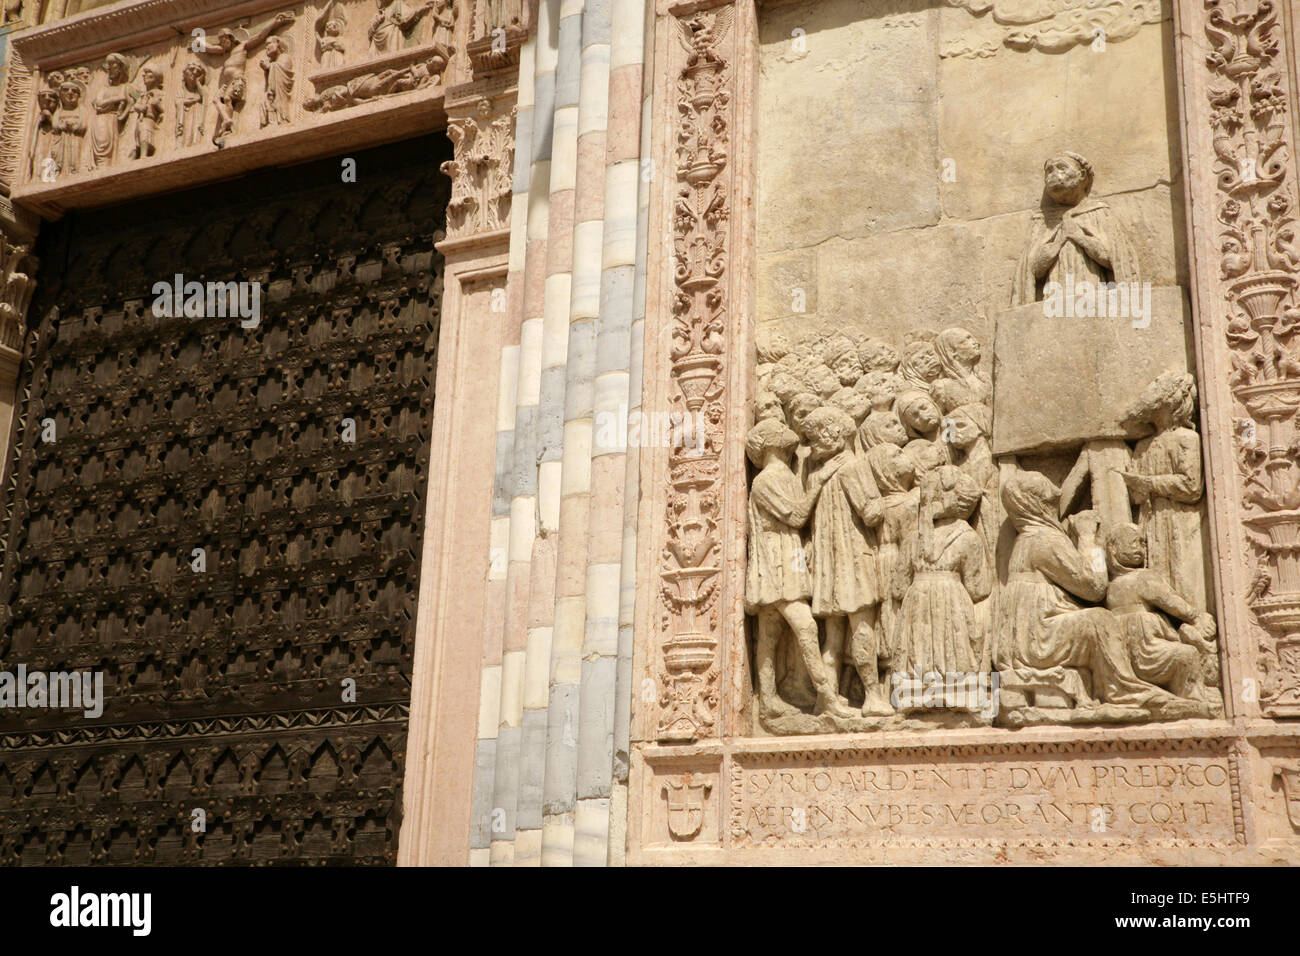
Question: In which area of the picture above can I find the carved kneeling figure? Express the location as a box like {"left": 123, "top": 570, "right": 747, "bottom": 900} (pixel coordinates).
{"left": 1104, "top": 523, "right": 1221, "bottom": 711}
{"left": 998, "top": 471, "right": 1175, "bottom": 713}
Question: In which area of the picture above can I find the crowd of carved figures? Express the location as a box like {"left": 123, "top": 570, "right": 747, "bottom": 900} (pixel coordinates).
{"left": 747, "top": 151, "right": 1222, "bottom": 731}
{"left": 749, "top": 328, "right": 1221, "bottom": 729}
{"left": 24, "top": 0, "right": 457, "bottom": 181}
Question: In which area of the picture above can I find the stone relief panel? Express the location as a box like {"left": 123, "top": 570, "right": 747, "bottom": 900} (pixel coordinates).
{"left": 10, "top": 1, "right": 456, "bottom": 194}
{"left": 750, "top": 0, "right": 1219, "bottom": 734}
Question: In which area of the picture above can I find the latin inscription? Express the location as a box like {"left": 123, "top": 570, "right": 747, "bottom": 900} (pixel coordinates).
{"left": 737, "top": 753, "right": 1239, "bottom": 846}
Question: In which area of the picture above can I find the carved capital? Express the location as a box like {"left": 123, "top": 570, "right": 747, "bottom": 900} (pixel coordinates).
{"left": 0, "top": 195, "right": 38, "bottom": 372}
{"left": 441, "top": 92, "right": 515, "bottom": 244}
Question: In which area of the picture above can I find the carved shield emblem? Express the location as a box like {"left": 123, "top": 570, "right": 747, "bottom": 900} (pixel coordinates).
{"left": 1275, "top": 764, "right": 1300, "bottom": 831}
{"left": 662, "top": 778, "right": 712, "bottom": 841}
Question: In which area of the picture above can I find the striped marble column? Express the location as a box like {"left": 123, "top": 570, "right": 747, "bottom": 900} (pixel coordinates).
{"left": 568, "top": 0, "right": 650, "bottom": 866}
{"left": 470, "top": 0, "right": 557, "bottom": 868}
{"left": 536, "top": 0, "right": 613, "bottom": 866}
{"left": 488, "top": 0, "right": 581, "bottom": 867}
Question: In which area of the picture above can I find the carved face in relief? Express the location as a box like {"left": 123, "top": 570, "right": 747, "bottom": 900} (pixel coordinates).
{"left": 104, "top": 55, "right": 128, "bottom": 85}
{"left": 857, "top": 337, "right": 898, "bottom": 374}
{"left": 266, "top": 37, "right": 285, "bottom": 60}
{"left": 1044, "top": 153, "right": 1091, "bottom": 206}
{"left": 900, "top": 342, "right": 941, "bottom": 384}
{"left": 822, "top": 335, "right": 863, "bottom": 385}
{"left": 947, "top": 329, "right": 980, "bottom": 366}
{"left": 216, "top": 30, "right": 239, "bottom": 53}
{"left": 58, "top": 82, "right": 82, "bottom": 109}
{"left": 804, "top": 407, "right": 853, "bottom": 461}
{"left": 788, "top": 392, "right": 821, "bottom": 437}
{"left": 140, "top": 66, "right": 161, "bottom": 90}
{"left": 898, "top": 392, "right": 942, "bottom": 436}
{"left": 183, "top": 63, "right": 206, "bottom": 91}
{"left": 325, "top": 18, "right": 344, "bottom": 36}
{"left": 37, "top": 89, "right": 59, "bottom": 117}
{"left": 1106, "top": 523, "right": 1147, "bottom": 572}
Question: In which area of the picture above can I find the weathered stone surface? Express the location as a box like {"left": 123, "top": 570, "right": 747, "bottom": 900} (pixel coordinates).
{"left": 992, "top": 287, "right": 1193, "bottom": 455}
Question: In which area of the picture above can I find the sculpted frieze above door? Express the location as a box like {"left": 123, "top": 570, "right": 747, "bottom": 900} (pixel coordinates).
{"left": 2, "top": 0, "right": 461, "bottom": 214}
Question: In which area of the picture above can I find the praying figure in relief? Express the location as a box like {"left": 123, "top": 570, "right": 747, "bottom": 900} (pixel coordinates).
{"left": 1013, "top": 151, "right": 1140, "bottom": 304}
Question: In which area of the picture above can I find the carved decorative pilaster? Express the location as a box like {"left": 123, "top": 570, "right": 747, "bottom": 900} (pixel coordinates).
{"left": 1192, "top": 0, "right": 1300, "bottom": 715}
{"left": 441, "top": 95, "right": 515, "bottom": 242}
{"left": 649, "top": 5, "right": 742, "bottom": 743}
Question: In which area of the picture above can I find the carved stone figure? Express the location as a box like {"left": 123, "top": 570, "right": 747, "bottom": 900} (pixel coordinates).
{"left": 368, "top": 0, "right": 437, "bottom": 54}
{"left": 129, "top": 63, "right": 164, "bottom": 160}
{"left": 89, "top": 54, "right": 131, "bottom": 169}
{"left": 27, "top": 87, "right": 59, "bottom": 181}
{"left": 194, "top": 12, "right": 296, "bottom": 146}
{"left": 176, "top": 62, "right": 208, "bottom": 148}
{"left": 315, "top": 1, "right": 349, "bottom": 68}
{"left": 931, "top": 326, "right": 990, "bottom": 413}
{"left": 998, "top": 469, "right": 1175, "bottom": 710}
{"left": 891, "top": 466, "right": 991, "bottom": 683}
{"left": 1104, "top": 523, "right": 1220, "bottom": 707}
{"left": 50, "top": 73, "right": 89, "bottom": 176}
{"left": 804, "top": 405, "right": 891, "bottom": 716}
{"left": 303, "top": 58, "right": 444, "bottom": 112}
{"left": 1119, "top": 371, "right": 1207, "bottom": 610}
{"left": 1012, "top": 151, "right": 1140, "bottom": 304}
{"left": 259, "top": 36, "right": 296, "bottom": 128}
{"left": 750, "top": 325, "right": 997, "bottom": 727}
{"left": 744, "top": 419, "right": 854, "bottom": 720}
